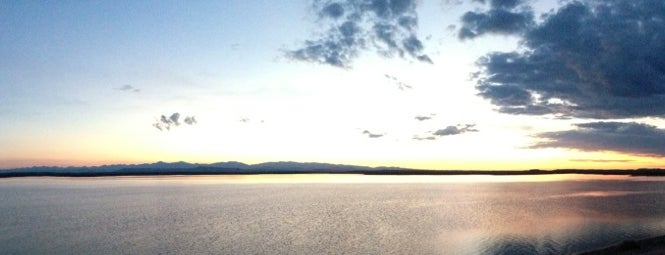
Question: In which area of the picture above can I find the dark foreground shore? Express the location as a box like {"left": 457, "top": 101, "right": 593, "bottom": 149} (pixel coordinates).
{"left": 578, "top": 235, "right": 665, "bottom": 255}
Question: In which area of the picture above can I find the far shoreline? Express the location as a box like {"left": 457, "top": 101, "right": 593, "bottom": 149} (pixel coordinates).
{"left": 2, "top": 168, "right": 665, "bottom": 178}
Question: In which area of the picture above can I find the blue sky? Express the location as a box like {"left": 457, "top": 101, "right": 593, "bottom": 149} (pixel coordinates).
{"left": 1, "top": 0, "right": 664, "bottom": 169}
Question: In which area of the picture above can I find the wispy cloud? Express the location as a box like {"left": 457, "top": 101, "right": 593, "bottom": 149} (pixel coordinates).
{"left": 116, "top": 84, "right": 140, "bottom": 93}
{"left": 441, "top": 0, "right": 465, "bottom": 6}
{"left": 384, "top": 74, "right": 412, "bottom": 90}
{"left": 433, "top": 124, "right": 478, "bottom": 136}
{"left": 468, "top": 0, "right": 665, "bottom": 119}
{"left": 414, "top": 113, "right": 435, "bottom": 121}
{"left": 153, "top": 113, "right": 197, "bottom": 131}
{"left": 286, "top": 0, "right": 432, "bottom": 68}
{"left": 412, "top": 135, "right": 436, "bottom": 141}
{"left": 413, "top": 124, "right": 478, "bottom": 140}
{"left": 238, "top": 118, "right": 264, "bottom": 124}
{"left": 531, "top": 122, "right": 665, "bottom": 157}
{"left": 362, "top": 130, "right": 384, "bottom": 138}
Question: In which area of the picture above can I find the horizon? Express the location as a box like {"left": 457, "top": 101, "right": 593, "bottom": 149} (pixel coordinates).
{"left": 2, "top": 0, "right": 665, "bottom": 171}
{"left": 2, "top": 159, "right": 663, "bottom": 172}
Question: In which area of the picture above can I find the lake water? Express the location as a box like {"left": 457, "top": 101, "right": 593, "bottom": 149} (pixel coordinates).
{"left": 1, "top": 174, "right": 665, "bottom": 254}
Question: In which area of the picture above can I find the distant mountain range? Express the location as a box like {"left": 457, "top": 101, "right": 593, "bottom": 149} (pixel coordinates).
{"left": 0, "top": 161, "right": 395, "bottom": 176}
{"left": 1, "top": 161, "right": 664, "bottom": 178}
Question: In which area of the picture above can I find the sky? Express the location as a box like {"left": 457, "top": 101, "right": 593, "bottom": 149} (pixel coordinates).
{"left": 1, "top": 0, "right": 665, "bottom": 170}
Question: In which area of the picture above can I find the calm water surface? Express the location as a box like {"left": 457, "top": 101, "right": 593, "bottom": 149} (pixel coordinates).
{"left": 1, "top": 174, "right": 665, "bottom": 254}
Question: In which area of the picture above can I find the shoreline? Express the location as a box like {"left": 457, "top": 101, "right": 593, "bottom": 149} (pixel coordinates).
{"left": 1, "top": 168, "right": 665, "bottom": 178}
{"left": 577, "top": 235, "right": 665, "bottom": 255}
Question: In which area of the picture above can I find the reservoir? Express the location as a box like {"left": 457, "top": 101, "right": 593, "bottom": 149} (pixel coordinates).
{"left": 1, "top": 174, "right": 664, "bottom": 254}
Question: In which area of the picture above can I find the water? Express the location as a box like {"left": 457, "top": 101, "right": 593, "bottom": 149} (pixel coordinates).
{"left": 1, "top": 174, "right": 665, "bottom": 254}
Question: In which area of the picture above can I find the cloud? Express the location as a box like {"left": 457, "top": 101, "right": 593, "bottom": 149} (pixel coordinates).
{"left": 362, "top": 130, "right": 384, "bottom": 138}
{"left": 384, "top": 74, "right": 412, "bottom": 90}
{"left": 487, "top": 0, "right": 523, "bottom": 9}
{"left": 116, "top": 84, "right": 140, "bottom": 93}
{"left": 414, "top": 113, "right": 435, "bottom": 121}
{"left": 184, "top": 116, "right": 197, "bottom": 125}
{"left": 412, "top": 135, "right": 436, "bottom": 141}
{"left": 531, "top": 122, "right": 665, "bottom": 157}
{"left": 433, "top": 124, "right": 478, "bottom": 136}
{"left": 286, "top": 0, "right": 432, "bottom": 68}
{"left": 458, "top": 0, "right": 534, "bottom": 39}
{"left": 471, "top": 0, "right": 665, "bottom": 119}
{"left": 238, "top": 118, "right": 265, "bottom": 124}
{"left": 413, "top": 124, "right": 478, "bottom": 140}
{"left": 441, "top": 0, "right": 464, "bottom": 6}
{"left": 153, "top": 112, "right": 197, "bottom": 131}
{"left": 152, "top": 123, "right": 163, "bottom": 131}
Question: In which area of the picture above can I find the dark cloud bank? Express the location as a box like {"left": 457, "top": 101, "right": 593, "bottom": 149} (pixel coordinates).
{"left": 289, "top": 0, "right": 665, "bottom": 158}
{"left": 532, "top": 122, "right": 665, "bottom": 157}
{"left": 469, "top": 0, "right": 665, "bottom": 119}
{"left": 287, "top": 0, "right": 432, "bottom": 68}
{"left": 465, "top": 0, "right": 665, "bottom": 157}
